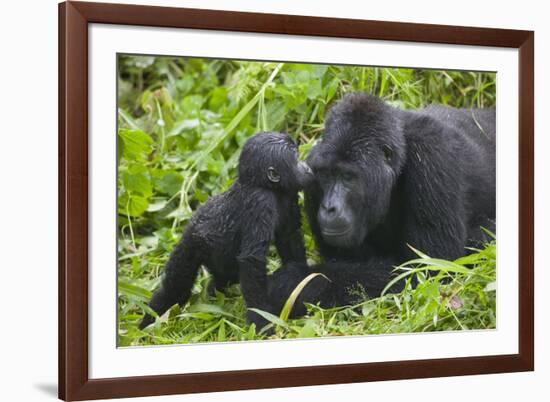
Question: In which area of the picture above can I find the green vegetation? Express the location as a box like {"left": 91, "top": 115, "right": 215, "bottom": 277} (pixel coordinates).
{"left": 117, "top": 55, "right": 496, "bottom": 346}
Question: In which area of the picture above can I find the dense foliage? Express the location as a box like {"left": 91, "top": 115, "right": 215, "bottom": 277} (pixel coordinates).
{"left": 117, "top": 55, "right": 496, "bottom": 346}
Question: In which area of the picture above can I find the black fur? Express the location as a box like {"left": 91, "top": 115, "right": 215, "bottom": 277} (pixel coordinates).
{"left": 139, "top": 132, "right": 312, "bottom": 331}
{"left": 269, "top": 94, "right": 495, "bottom": 316}
{"left": 268, "top": 260, "right": 405, "bottom": 318}
{"left": 267, "top": 262, "right": 368, "bottom": 318}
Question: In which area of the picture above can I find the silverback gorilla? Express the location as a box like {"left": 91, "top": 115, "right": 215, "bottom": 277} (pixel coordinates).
{"left": 269, "top": 93, "right": 495, "bottom": 317}
{"left": 140, "top": 132, "right": 312, "bottom": 331}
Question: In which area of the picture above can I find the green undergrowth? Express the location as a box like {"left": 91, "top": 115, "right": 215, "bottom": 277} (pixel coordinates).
{"left": 118, "top": 242, "right": 496, "bottom": 346}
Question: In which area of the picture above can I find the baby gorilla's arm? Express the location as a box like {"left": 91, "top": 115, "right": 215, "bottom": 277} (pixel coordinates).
{"left": 274, "top": 200, "right": 307, "bottom": 265}
{"left": 275, "top": 229, "right": 307, "bottom": 265}
{"left": 236, "top": 199, "right": 277, "bottom": 332}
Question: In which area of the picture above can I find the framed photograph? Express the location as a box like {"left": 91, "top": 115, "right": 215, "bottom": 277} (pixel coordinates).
{"left": 59, "top": 1, "right": 534, "bottom": 400}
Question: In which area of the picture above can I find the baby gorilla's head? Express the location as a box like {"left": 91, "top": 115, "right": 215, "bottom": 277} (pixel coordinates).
{"left": 238, "top": 132, "right": 313, "bottom": 191}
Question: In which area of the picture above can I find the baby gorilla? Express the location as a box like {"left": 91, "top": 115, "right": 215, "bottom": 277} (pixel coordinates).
{"left": 139, "top": 132, "right": 312, "bottom": 332}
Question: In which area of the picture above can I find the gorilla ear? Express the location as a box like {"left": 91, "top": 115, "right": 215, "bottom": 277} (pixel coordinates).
{"left": 382, "top": 145, "right": 393, "bottom": 163}
{"left": 267, "top": 167, "right": 281, "bottom": 183}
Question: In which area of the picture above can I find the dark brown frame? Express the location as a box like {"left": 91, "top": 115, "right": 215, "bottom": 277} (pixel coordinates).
{"left": 59, "top": 1, "right": 534, "bottom": 400}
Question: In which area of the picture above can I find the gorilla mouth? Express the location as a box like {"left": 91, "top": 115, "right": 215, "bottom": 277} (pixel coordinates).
{"left": 321, "top": 226, "right": 352, "bottom": 237}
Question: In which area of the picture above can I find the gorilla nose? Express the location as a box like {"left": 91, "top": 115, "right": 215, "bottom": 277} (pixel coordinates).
{"left": 318, "top": 202, "right": 349, "bottom": 232}
{"left": 320, "top": 198, "right": 340, "bottom": 216}
{"left": 321, "top": 204, "right": 337, "bottom": 216}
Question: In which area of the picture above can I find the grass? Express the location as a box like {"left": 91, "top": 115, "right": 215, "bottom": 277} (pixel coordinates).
{"left": 118, "top": 241, "right": 496, "bottom": 345}
{"left": 116, "top": 55, "right": 496, "bottom": 346}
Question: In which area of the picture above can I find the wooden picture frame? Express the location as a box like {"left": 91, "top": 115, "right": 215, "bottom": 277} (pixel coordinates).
{"left": 59, "top": 1, "right": 534, "bottom": 400}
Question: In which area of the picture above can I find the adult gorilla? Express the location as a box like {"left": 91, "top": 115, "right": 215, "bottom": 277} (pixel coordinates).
{"left": 268, "top": 93, "right": 496, "bottom": 316}
{"left": 306, "top": 93, "right": 495, "bottom": 265}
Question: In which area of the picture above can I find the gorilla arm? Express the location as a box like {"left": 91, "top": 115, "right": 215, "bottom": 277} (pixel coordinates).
{"left": 274, "top": 196, "right": 307, "bottom": 265}
{"left": 236, "top": 195, "right": 277, "bottom": 329}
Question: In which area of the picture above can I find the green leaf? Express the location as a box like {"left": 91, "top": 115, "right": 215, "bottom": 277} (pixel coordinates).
{"left": 217, "top": 320, "right": 226, "bottom": 341}
{"left": 311, "top": 64, "right": 328, "bottom": 79}
{"left": 297, "top": 320, "right": 317, "bottom": 338}
{"left": 407, "top": 244, "right": 430, "bottom": 259}
{"left": 179, "top": 312, "right": 215, "bottom": 321}
{"left": 118, "top": 128, "right": 153, "bottom": 160}
{"left": 118, "top": 108, "right": 141, "bottom": 131}
{"left": 454, "top": 253, "right": 483, "bottom": 266}
{"left": 205, "top": 155, "right": 225, "bottom": 176}
{"left": 306, "top": 80, "right": 323, "bottom": 100}
{"left": 153, "top": 171, "right": 183, "bottom": 196}
{"left": 167, "top": 119, "right": 200, "bottom": 137}
{"left": 121, "top": 165, "right": 152, "bottom": 197}
{"left": 265, "top": 100, "right": 286, "bottom": 130}
{"left": 279, "top": 273, "right": 329, "bottom": 321}
{"left": 209, "top": 87, "right": 228, "bottom": 111}
{"left": 248, "top": 308, "right": 289, "bottom": 329}
{"left": 118, "top": 280, "right": 152, "bottom": 300}
{"left": 146, "top": 199, "right": 168, "bottom": 212}
{"left": 246, "top": 323, "right": 257, "bottom": 340}
{"left": 118, "top": 193, "right": 149, "bottom": 217}
{"left": 325, "top": 77, "right": 340, "bottom": 102}
{"left": 181, "top": 95, "right": 204, "bottom": 115}
{"left": 187, "top": 303, "right": 236, "bottom": 318}
{"left": 192, "top": 319, "right": 223, "bottom": 342}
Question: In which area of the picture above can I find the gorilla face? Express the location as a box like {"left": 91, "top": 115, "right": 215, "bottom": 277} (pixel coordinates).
{"left": 239, "top": 132, "right": 313, "bottom": 192}
{"left": 306, "top": 93, "right": 406, "bottom": 249}
{"left": 309, "top": 149, "right": 397, "bottom": 248}
{"left": 313, "top": 167, "right": 365, "bottom": 248}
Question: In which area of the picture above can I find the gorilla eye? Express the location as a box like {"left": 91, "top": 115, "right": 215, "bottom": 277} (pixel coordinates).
{"left": 342, "top": 172, "right": 354, "bottom": 181}
{"left": 382, "top": 145, "right": 393, "bottom": 163}
{"left": 267, "top": 167, "right": 281, "bottom": 183}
